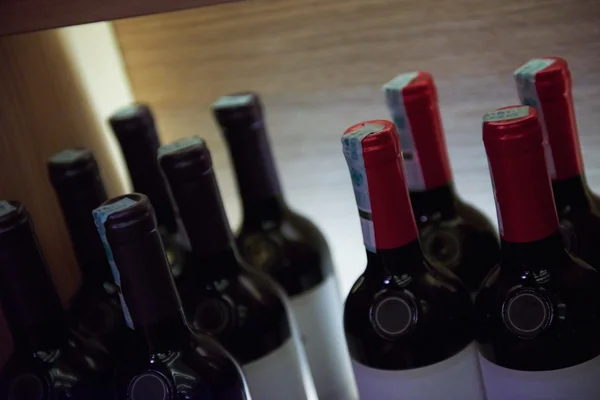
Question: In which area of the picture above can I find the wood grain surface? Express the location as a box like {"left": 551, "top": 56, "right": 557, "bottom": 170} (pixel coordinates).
{"left": 115, "top": 0, "right": 600, "bottom": 297}
{"left": 0, "top": 23, "right": 132, "bottom": 364}
{"left": 0, "top": 0, "right": 241, "bottom": 37}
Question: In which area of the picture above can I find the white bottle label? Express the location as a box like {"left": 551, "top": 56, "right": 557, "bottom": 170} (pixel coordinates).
{"left": 383, "top": 72, "right": 425, "bottom": 191}
{"left": 514, "top": 58, "right": 557, "bottom": 179}
{"left": 352, "top": 342, "right": 485, "bottom": 400}
{"left": 243, "top": 337, "right": 309, "bottom": 400}
{"left": 290, "top": 275, "right": 358, "bottom": 400}
{"left": 479, "top": 352, "right": 600, "bottom": 400}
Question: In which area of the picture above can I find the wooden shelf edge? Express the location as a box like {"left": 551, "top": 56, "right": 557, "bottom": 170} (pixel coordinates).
{"left": 0, "top": 0, "right": 242, "bottom": 37}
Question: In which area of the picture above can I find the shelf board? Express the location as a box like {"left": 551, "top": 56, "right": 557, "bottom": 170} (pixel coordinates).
{"left": 0, "top": 0, "right": 240, "bottom": 36}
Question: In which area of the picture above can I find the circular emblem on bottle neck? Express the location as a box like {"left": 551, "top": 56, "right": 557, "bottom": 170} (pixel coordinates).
{"left": 503, "top": 288, "right": 553, "bottom": 339}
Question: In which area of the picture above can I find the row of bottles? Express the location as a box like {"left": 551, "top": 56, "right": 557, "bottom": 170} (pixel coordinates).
{"left": 0, "top": 95, "right": 356, "bottom": 398}
{"left": 345, "top": 56, "right": 600, "bottom": 400}
{"left": 0, "top": 54, "right": 598, "bottom": 400}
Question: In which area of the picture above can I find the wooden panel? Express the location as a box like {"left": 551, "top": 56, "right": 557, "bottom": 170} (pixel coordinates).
{"left": 0, "top": 23, "right": 132, "bottom": 364}
{"left": 0, "top": 0, "right": 241, "bottom": 37}
{"left": 114, "top": 0, "right": 600, "bottom": 296}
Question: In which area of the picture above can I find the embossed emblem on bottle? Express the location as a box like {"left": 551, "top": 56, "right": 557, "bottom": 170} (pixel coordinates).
{"left": 192, "top": 297, "right": 233, "bottom": 335}
{"left": 129, "top": 372, "right": 171, "bottom": 400}
{"left": 421, "top": 228, "right": 461, "bottom": 269}
{"left": 502, "top": 288, "right": 553, "bottom": 339}
{"left": 370, "top": 291, "right": 418, "bottom": 339}
{"left": 240, "top": 234, "right": 279, "bottom": 270}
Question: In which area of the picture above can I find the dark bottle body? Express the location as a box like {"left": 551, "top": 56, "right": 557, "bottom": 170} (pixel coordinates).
{"left": 109, "top": 103, "right": 186, "bottom": 280}
{"left": 93, "top": 194, "right": 250, "bottom": 400}
{"left": 341, "top": 120, "right": 483, "bottom": 399}
{"left": 159, "top": 136, "right": 312, "bottom": 400}
{"left": 0, "top": 201, "right": 112, "bottom": 400}
{"left": 48, "top": 148, "right": 127, "bottom": 356}
{"left": 383, "top": 72, "right": 499, "bottom": 293}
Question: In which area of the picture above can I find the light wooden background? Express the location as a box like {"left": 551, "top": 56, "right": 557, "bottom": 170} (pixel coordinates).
{"left": 114, "top": 0, "right": 600, "bottom": 295}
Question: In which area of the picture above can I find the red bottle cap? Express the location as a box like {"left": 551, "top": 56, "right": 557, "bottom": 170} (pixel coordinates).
{"left": 342, "top": 120, "right": 418, "bottom": 251}
{"left": 514, "top": 57, "right": 583, "bottom": 181}
{"left": 483, "top": 106, "right": 559, "bottom": 243}
{"left": 383, "top": 71, "right": 453, "bottom": 191}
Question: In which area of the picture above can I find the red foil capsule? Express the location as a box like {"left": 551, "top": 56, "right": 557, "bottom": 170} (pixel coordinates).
{"left": 514, "top": 57, "right": 583, "bottom": 181}
{"left": 483, "top": 106, "right": 559, "bottom": 243}
{"left": 383, "top": 71, "right": 453, "bottom": 191}
{"left": 341, "top": 120, "right": 418, "bottom": 250}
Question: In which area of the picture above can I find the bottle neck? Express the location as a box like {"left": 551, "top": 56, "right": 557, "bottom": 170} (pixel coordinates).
{"left": 409, "top": 182, "right": 458, "bottom": 220}
{"left": 517, "top": 68, "right": 584, "bottom": 182}
{"left": 110, "top": 230, "right": 188, "bottom": 353}
{"left": 242, "top": 194, "right": 287, "bottom": 228}
{"left": 167, "top": 168, "right": 238, "bottom": 263}
{"left": 366, "top": 239, "right": 423, "bottom": 276}
{"left": 221, "top": 119, "right": 283, "bottom": 208}
{"left": 500, "top": 232, "right": 566, "bottom": 274}
{"left": 552, "top": 174, "right": 595, "bottom": 213}
{"left": 0, "top": 223, "right": 66, "bottom": 352}
{"left": 346, "top": 146, "right": 419, "bottom": 252}
{"left": 53, "top": 178, "right": 113, "bottom": 288}
{"left": 117, "top": 133, "right": 178, "bottom": 233}
{"left": 488, "top": 141, "right": 559, "bottom": 244}
{"left": 386, "top": 85, "right": 454, "bottom": 191}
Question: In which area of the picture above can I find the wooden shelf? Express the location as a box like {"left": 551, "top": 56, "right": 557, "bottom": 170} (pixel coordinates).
{"left": 0, "top": 0, "right": 240, "bottom": 36}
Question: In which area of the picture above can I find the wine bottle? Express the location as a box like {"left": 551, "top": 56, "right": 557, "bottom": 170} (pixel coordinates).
{"left": 92, "top": 194, "right": 251, "bottom": 400}
{"left": 0, "top": 201, "right": 111, "bottom": 400}
{"left": 383, "top": 72, "right": 500, "bottom": 292}
{"left": 477, "top": 106, "right": 600, "bottom": 400}
{"left": 158, "top": 136, "right": 315, "bottom": 400}
{"left": 48, "top": 148, "right": 126, "bottom": 354}
{"left": 109, "top": 104, "right": 187, "bottom": 278}
{"left": 514, "top": 57, "right": 600, "bottom": 268}
{"left": 341, "top": 120, "right": 484, "bottom": 399}
{"left": 213, "top": 93, "right": 356, "bottom": 399}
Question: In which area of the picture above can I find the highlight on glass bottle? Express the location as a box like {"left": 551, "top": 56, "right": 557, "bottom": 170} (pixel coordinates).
{"left": 340, "top": 120, "right": 484, "bottom": 399}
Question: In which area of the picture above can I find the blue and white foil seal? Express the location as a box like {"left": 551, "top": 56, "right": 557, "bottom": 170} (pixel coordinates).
{"left": 93, "top": 197, "right": 137, "bottom": 330}
{"left": 514, "top": 58, "right": 556, "bottom": 179}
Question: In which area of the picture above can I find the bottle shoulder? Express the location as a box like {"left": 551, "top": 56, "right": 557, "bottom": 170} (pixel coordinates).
{"left": 557, "top": 206, "right": 600, "bottom": 268}
{"left": 178, "top": 255, "right": 292, "bottom": 363}
{"left": 344, "top": 263, "right": 474, "bottom": 369}
{"left": 116, "top": 335, "right": 247, "bottom": 400}
{"left": 237, "top": 209, "right": 333, "bottom": 297}
{"left": 417, "top": 200, "right": 500, "bottom": 291}
{"left": 0, "top": 333, "right": 112, "bottom": 399}
{"left": 475, "top": 255, "right": 600, "bottom": 370}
